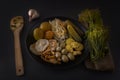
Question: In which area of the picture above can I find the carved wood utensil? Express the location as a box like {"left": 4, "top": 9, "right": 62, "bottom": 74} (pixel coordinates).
{"left": 10, "top": 16, "right": 24, "bottom": 76}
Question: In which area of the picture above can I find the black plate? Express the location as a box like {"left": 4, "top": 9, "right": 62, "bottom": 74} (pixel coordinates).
{"left": 26, "top": 16, "right": 88, "bottom": 69}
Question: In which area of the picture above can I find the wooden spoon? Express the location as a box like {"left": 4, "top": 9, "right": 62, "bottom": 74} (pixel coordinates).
{"left": 10, "top": 16, "right": 24, "bottom": 76}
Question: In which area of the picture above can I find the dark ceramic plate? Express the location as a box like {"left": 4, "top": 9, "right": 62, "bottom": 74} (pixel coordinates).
{"left": 26, "top": 16, "right": 88, "bottom": 69}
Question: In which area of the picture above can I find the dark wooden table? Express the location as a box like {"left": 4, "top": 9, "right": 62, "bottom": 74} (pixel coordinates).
{"left": 0, "top": 0, "right": 120, "bottom": 80}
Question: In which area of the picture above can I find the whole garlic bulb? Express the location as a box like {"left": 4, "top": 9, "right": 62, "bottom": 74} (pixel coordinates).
{"left": 28, "top": 9, "right": 40, "bottom": 22}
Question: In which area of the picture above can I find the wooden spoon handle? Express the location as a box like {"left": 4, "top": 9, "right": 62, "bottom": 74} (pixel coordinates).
{"left": 14, "top": 31, "right": 24, "bottom": 76}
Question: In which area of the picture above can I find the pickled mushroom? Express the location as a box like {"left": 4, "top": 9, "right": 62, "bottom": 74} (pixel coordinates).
{"left": 35, "top": 39, "right": 49, "bottom": 52}
{"left": 49, "top": 39, "right": 57, "bottom": 51}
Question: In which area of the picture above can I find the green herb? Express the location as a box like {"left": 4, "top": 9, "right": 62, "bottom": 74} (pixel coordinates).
{"left": 78, "top": 9, "right": 109, "bottom": 62}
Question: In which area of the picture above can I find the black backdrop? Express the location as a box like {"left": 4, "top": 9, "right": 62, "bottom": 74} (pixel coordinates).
{"left": 0, "top": 0, "right": 120, "bottom": 80}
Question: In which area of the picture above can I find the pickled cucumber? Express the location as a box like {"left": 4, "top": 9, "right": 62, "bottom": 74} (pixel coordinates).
{"left": 65, "top": 20, "right": 83, "bottom": 36}
{"left": 67, "top": 24, "right": 82, "bottom": 42}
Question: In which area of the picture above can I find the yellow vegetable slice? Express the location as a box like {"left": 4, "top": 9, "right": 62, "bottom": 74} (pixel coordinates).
{"left": 66, "top": 38, "right": 75, "bottom": 45}
{"left": 33, "top": 28, "right": 44, "bottom": 40}
{"left": 40, "top": 22, "right": 52, "bottom": 32}
{"left": 66, "top": 45, "right": 73, "bottom": 52}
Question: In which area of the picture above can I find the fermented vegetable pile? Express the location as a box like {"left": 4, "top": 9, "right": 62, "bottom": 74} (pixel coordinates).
{"left": 29, "top": 18, "right": 84, "bottom": 64}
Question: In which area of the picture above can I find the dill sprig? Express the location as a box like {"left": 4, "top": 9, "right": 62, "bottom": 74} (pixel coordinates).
{"left": 78, "top": 9, "right": 109, "bottom": 62}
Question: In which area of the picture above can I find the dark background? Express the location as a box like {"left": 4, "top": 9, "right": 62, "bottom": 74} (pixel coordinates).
{"left": 0, "top": 0, "right": 120, "bottom": 80}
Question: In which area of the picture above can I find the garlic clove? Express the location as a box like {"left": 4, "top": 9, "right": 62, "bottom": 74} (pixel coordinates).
{"left": 28, "top": 9, "right": 40, "bottom": 22}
